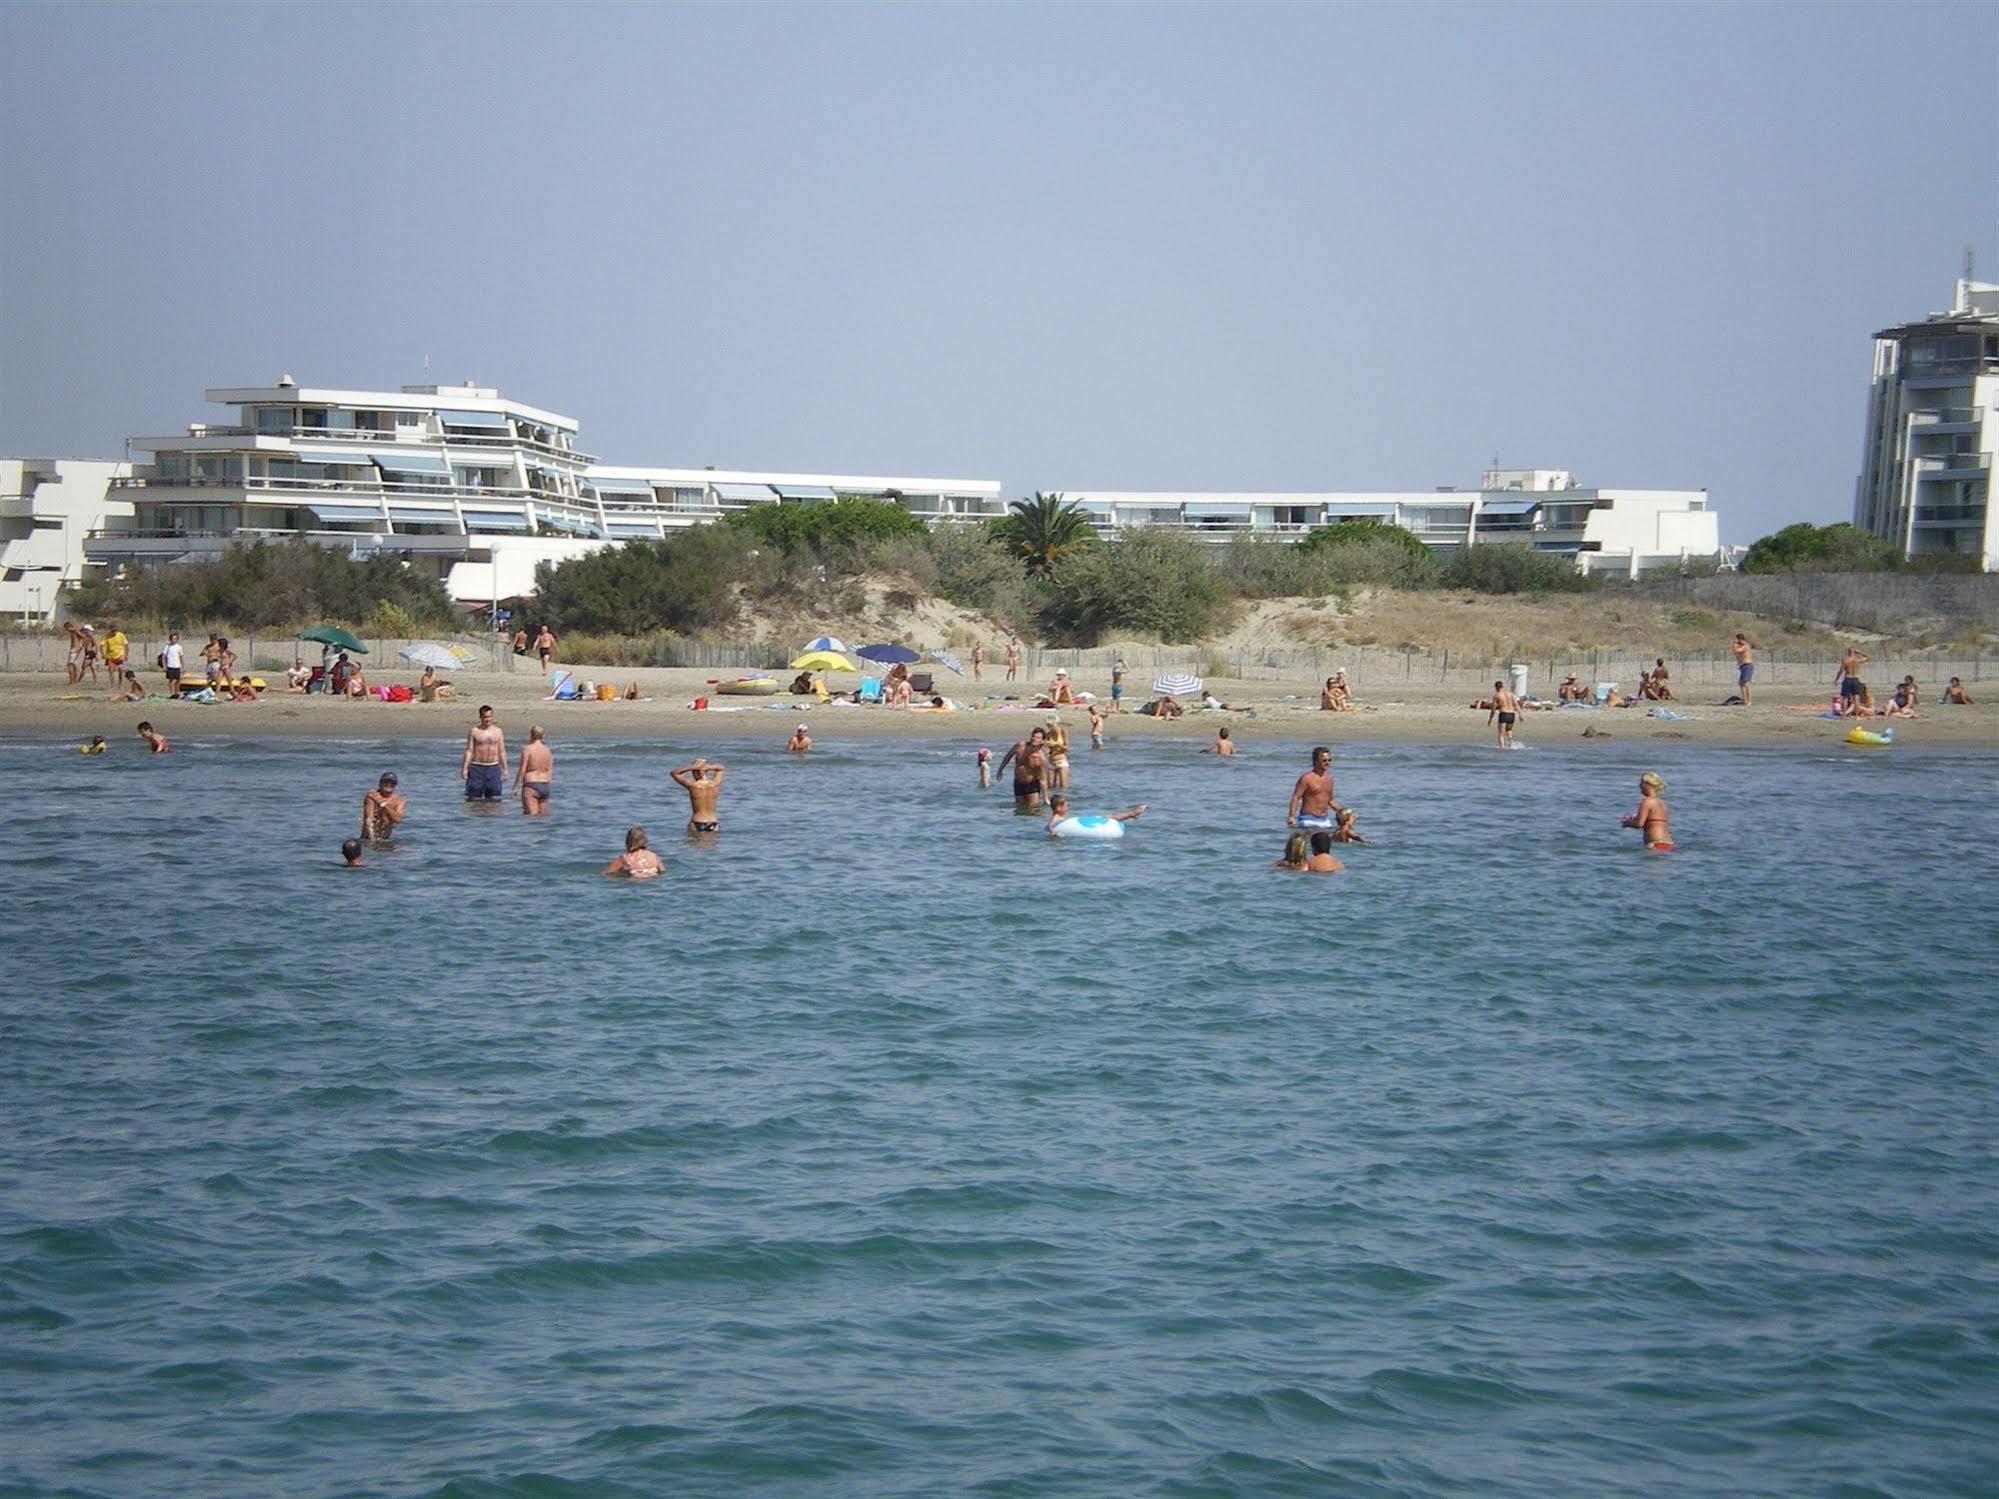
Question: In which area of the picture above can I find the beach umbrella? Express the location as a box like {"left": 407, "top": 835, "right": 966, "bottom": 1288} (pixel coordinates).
{"left": 790, "top": 650, "right": 857, "bottom": 672}
{"left": 801, "top": 635, "right": 852, "bottom": 656}
{"left": 298, "top": 626, "right": 368, "bottom": 654}
{"left": 930, "top": 649, "right": 964, "bottom": 676}
{"left": 399, "top": 642, "right": 476, "bottom": 671}
{"left": 1152, "top": 672, "right": 1203, "bottom": 697}
{"left": 857, "top": 643, "right": 921, "bottom": 665}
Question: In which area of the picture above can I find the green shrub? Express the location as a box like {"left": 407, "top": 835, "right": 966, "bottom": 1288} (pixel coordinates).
{"left": 1040, "top": 529, "right": 1228, "bottom": 644}
{"left": 67, "top": 538, "right": 455, "bottom": 632}
{"left": 1740, "top": 522, "right": 1903, "bottom": 574}
{"left": 533, "top": 527, "right": 752, "bottom": 635}
{"left": 1440, "top": 543, "right": 1594, "bottom": 594}
{"left": 724, "top": 495, "right": 927, "bottom": 554}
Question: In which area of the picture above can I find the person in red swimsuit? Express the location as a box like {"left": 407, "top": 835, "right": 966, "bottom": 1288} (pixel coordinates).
{"left": 1621, "top": 771, "right": 1673, "bottom": 851}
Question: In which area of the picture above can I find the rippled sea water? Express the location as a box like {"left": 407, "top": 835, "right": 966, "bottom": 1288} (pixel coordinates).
{"left": 3, "top": 728, "right": 1997, "bottom": 1497}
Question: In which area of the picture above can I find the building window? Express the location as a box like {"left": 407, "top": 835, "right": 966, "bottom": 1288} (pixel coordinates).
{"left": 256, "top": 408, "right": 292, "bottom": 434}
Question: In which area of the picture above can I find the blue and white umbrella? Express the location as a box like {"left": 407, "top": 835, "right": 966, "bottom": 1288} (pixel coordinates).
{"left": 1153, "top": 672, "right": 1203, "bottom": 698}
{"left": 802, "top": 635, "right": 852, "bottom": 656}
{"left": 930, "top": 649, "right": 964, "bottom": 676}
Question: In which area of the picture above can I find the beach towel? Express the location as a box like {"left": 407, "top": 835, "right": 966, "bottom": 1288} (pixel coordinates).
{"left": 1646, "top": 707, "right": 1692, "bottom": 721}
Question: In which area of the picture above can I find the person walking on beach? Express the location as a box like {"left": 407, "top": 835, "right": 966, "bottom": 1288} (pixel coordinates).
{"left": 998, "top": 726, "right": 1050, "bottom": 809}
{"left": 1286, "top": 746, "right": 1343, "bottom": 831}
{"left": 1005, "top": 636, "right": 1021, "bottom": 681}
{"left": 1110, "top": 656, "right": 1126, "bottom": 712}
{"left": 603, "top": 826, "right": 664, "bottom": 879}
{"left": 76, "top": 625, "right": 99, "bottom": 685}
{"left": 534, "top": 625, "right": 557, "bottom": 671}
{"left": 461, "top": 705, "right": 507, "bottom": 800}
{"left": 971, "top": 642, "right": 984, "bottom": 680}
{"left": 1730, "top": 633, "right": 1755, "bottom": 705}
{"left": 361, "top": 772, "right": 406, "bottom": 840}
{"left": 1489, "top": 678, "right": 1521, "bottom": 749}
{"left": 670, "top": 758, "right": 726, "bottom": 833}
{"left": 513, "top": 725, "right": 553, "bottom": 815}
{"left": 101, "top": 624, "right": 129, "bottom": 683}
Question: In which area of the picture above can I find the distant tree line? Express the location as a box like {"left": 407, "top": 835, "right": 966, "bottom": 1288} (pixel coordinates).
{"left": 1739, "top": 521, "right": 1979, "bottom": 575}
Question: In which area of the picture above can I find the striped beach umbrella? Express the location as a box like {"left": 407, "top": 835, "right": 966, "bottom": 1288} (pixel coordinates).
{"left": 1152, "top": 672, "right": 1203, "bottom": 697}
{"left": 930, "top": 649, "right": 964, "bottom": 676}
{"left": 802, "top": 635, "right": 852, "bottom": 656}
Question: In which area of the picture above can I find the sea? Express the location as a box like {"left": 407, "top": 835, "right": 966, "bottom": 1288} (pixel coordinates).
{"left": 3, "top": 728, "right": 1996, "bottom": 1497}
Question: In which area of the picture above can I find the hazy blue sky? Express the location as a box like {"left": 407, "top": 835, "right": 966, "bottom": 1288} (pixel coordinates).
{"left": 2, "top": 2, "right": 1993, "bottom": 540}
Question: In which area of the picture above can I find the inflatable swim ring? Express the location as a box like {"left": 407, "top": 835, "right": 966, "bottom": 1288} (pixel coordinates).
{"left": 1845, "top": 725, "right": 1893, "bottom": 747}
{"left": 715, "top": 677, "right": 780, "bottom": 696}
{"left": 1050, "top": 815, "right": 1125, "bottom": 840}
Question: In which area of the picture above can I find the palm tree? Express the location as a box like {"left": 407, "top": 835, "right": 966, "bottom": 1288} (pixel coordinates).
{"left": 1001, "top": 492, "right": 1095, "bottom": 575}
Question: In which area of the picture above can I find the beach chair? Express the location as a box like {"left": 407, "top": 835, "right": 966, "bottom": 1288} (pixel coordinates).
{"left": 909, "top": 671, "right": 934, "bottom": 695}
{"left": 858, "top": 677, "right": 884, "bottom": 704}
{"left": 1591, "top": 682, "right": 1617, "bottom": 706}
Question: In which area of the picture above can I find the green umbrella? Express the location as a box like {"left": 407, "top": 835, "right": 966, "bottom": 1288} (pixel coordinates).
{"left": 298, "top": 626, "right": 368, "bottom": 654}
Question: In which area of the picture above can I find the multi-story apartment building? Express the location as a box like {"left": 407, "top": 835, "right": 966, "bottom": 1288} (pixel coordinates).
{"left": 1853, "top": 277, "right": 1999, "bottom": 567}
{"left": 1, "top": 458, "right": 132, "bottom": 620}
{"left": 1061, "top": 469, "right": 1720, "bottom": 576}
{"left": 83, "top": 379, "right": 1004, "bottom": 603}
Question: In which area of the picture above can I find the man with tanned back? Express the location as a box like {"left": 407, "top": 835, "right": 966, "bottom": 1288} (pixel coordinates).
{"left": 1286, "top": 745, "right": 1345, "bottom": 831}
{"left": 997, "top": 726, "right": 1050, "bottom": 809}
{"left": 461, "top": 705, "right": 507, "bottom": 801}
{"left": 1838, "top": 644, "right": 1870, "bottom": 717}
{"left": 1489, "top": 678, "right": 1521, "bottom": 749}
{"left": 670, "top": 758, "right": 726, "bottom": 833}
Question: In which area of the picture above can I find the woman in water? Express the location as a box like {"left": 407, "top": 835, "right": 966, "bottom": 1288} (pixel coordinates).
{"left": 604, "top": 825, "right": 664, "bottom": 879}
{"left": 1272, "top": 832, "right": 1309, "bottom": 870}
{"left": 1620, "top": 772, "right": 1673, "bottom": 851}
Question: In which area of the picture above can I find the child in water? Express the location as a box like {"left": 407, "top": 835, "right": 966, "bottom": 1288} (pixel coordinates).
{"left": 80, "top": 735, "right": 107, "bottom": 755}
{"left": 976, "top": 747, "right": 992, "bottom": 787}
{"left": 1331, "top": 807, "right": 1369, "bottom": 844}
{"left": 1621, "top": 771, "right": 1673, "bottom": 851}
{"left": 1202, "top": 726, "right": 1235, "bottom": 755}
{"left": 1088, "top": 704, "right": 1105, "bottom": 750}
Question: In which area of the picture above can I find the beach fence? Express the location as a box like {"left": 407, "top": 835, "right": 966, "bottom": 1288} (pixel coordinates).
{"left": 1014, "top": 645, "right": 1991, "bottom": 696}
{"left": 0, "top": 632, "right": 520, "bottom": 676}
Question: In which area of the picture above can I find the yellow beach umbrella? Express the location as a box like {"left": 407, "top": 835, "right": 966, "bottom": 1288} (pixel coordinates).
{"left": 789, "top": 650, "right": 857, "bottom": 672}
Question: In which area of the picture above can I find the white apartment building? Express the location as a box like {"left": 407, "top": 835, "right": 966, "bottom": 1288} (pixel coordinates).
{"left": 1853, "top": 277, "right": 1999, "bottom": 567}
{"left": 1, "top": 458, "right": 132, "bottom": 620}
{"left": 1061, "top": 469, "right": 1720, "bottom": 576}
{"left": 82, "top": 379, "right": 1003, "bottom": 605}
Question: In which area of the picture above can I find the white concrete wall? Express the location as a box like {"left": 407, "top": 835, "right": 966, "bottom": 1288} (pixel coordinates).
{"left": 445, "top": 536, "right": 617, "bottom": 603}
{"left": 0, "top": 458, "right": 132, "bottom": 619}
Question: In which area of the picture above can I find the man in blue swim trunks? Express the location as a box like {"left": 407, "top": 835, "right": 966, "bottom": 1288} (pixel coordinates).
{"left": 1287, "top": 745, "right": 1345, "bottom": 830}
{"left": 460, "top": 704, "right": 507, "bottom": 800}
{"left": 1110, "top": 656, "right": 1126, "bottom": 711}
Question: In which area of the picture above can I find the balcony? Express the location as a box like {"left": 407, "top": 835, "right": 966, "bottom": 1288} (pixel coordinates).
{"left": 84, "top": 526, "right": 479, "bottom": 562}
{"left": 1913, "top": 505, "right": 1989, "bottom": 526}
{"left": 1907, "top": 407, "right": 1986, "bottom": 433}
{"left": 1915, "top": 453, "right": 1993, "bottom": 481}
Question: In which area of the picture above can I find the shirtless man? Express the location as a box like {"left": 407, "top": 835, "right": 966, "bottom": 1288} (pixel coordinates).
{"left": 1838, "top": 644, "right": 1870, "bottom": 716}
{"left": 1651, "top": 659, "right": 1673, "bottom": 700}
{"left": 1304, "top": 832, "right": 1345, "bottom": 873}
{"left": 1286, "top": 746, "right": 1343, "bottom": 831}
{"left": 1731, "top": 633, "right": 1755, "bottom": 706}
{"left": 670, "top": 758, "right": 725, "bottom": 833}
{"left": 136, "top": 721, "right": 167, "bottom": 754}
{"left": 513, "top": 725, "right": 553, "bottom": 815}
{"left": 997, "top": 726, "right": 1050, "bottom": 808}
{"left": 1202, "top": 726, "right": 1235, "bottom": 755}
{"left": 340, "top": 838, "right": 366, "bottom": 868}
{"left": 460, "top": 705, "right": 507, "bottom": 800}
{"left": 534, "top": 625, "right": 557, "bottom": 671}
{"left": 1558, "top": 672, "right": 1586, "bottom": 703}
{"left": 1943, "top": 676, "right": 1973, "bottom": 704}
{"left": 361, "top": 772, "right": 406, "bottom": 839}
{"left": 1621, "top": 771, "right": 1673, "bottom": 851}
{"left": 786, "top": 724, "right": 811, "bottom": 753}
{"left": 1488, "top": 679, "right": 1521, "bottom": 748}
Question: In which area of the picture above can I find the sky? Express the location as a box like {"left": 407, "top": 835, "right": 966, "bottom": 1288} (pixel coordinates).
{"left": 1, "top": 2, "right": 1993, "bottom": 543}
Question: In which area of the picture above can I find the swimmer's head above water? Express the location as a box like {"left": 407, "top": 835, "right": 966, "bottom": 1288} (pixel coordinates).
{"left": 341, "top": 838, "right": 364, "bottom": 866}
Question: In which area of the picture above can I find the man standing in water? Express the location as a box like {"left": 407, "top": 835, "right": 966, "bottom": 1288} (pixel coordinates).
{"left": 361, "top": 773, "right": 406, "bottom": 840}
{"left": 1731, "top": 632, "right": 1755, "bottom": 706}
{"left": 1488, "top": 677, "right": 1521, "bottom": 749}
{"left": 997, "top": 726, "right": 1051, "bottom": 808}
{"left": 1286, "top": 745, "right": 1344, "bottom": 831}
{"left": 461, "top": 705, "right": 507, "bottom": 801}
{"left": 513, "top": 725, "right": 553, "bottom": 815}
{"left": 670, "top": 758, "right": 726, "bottom": 833}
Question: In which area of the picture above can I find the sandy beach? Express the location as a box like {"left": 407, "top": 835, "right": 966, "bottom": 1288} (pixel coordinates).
{"left": 7, "top": 666, "right": 1994, "bottom": 749}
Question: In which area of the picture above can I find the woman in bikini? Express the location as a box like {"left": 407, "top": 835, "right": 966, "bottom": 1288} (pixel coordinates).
{"left": 604, "top": 826, "right": 664, "bottom": 878}
{"left": 1620, "top": 772, "right": 1673, "bottom": 851}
